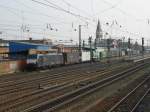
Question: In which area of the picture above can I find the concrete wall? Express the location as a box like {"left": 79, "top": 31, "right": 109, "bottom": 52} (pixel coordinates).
{"left": 0, "top": 60, "right": 27, "bottom": 75}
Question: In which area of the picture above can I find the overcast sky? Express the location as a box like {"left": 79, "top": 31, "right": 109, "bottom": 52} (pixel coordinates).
{"left": 0, "top": 0, "right": 150, "bottom": 44}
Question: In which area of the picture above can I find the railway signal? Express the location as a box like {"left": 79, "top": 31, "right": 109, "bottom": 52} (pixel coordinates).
{"left": 142, "top": 37, "right": 145, "bottom": 55}
{"left": 128, "top": 38, "right": 131, "bottom": 49}
{"left": 82, "top": 40, "right": 85, "bottom": 48}
{"left": 107, "top": 38, "right": 111, "bottom": 63}
{"left": 89, "top": 36, "right": 93, "bottom": 62}
{"left": 107, "top": 38, "right": 111, "bottom": 51}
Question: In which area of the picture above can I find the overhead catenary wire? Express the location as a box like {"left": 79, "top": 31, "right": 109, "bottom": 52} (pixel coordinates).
{"left": 0, "top": 0, "right": 126, "bottom": 35}
{"left": 0, "top": 26, "right": 78, "bottom": 37}
{"left": 1, "top": 21, "right": 139, "bottom": 40}
{"left": 30, "top": 0, "right": 93, "bottom": 22}
{"left": 0, "top": 0, "right": 147, "bottom": 41}
{"left": 0, "top": 2, "right": 81, "bottom": 38}
{"left": 41, "top": 0, "right": 146, "bottom": 38}
{"left": 0, "top": 3, "right": 72, "bottom": 25}
{"left": 96, "top": 0, "right": 123, "bottom": 15}
{"left": 100, "top": 0, "right": 146, "bottom": 22}
{"left": 0, "top": 5, "right": 22, "bottom": 19}
{"left": 14, "top": 0, "right": 98, "bottom": 39}
{"left": 61, "top": 0, "right": 93, "bottom": 17}
{"left": 0, "top": 18, "right": 142, "bottom": 41}
{"left": 30, "top": 0, "right": 98, "bottom": 38}
{"left": 3, "top": 0, "right": 95, "bottom": 27}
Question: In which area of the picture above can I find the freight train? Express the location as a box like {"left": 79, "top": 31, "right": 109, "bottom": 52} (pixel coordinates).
{"left": 26, "top": 52, "right": 91, "bottom": 69}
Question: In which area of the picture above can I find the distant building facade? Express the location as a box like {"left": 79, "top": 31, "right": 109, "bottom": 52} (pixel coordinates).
{"left": 0, "top": 39, "right": 9, "bottom": 59}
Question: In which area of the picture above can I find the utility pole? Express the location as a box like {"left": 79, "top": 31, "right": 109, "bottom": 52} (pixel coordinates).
{"left": 89, "top": 36, "right": 93, "bottom": 62}
{"left": 122, "top": 37, "right": 125, "bottom": 51}
{"left": 107, "top": 38, "right": 111, "bottom": 63}
{"left": 118, "top": 39, "right": 121, "bottom": 57}
{"left": 142, "top": 37, "right": 144, "bottom": 56}
{"left": 94, "top": 38, "right": 96, "bottom": 49}
{"left": 79, "top": 25, "right": 82, "bottom": 62}
{"left": 135, "top": 40, "right": 138, "bottom": 56}
{"left": 128, "top": 38, "right": 131, "bottom": 57}
{"left": 128, "top": 38, "right": 131, "bottom": 49}
{"left": 82, "top": 40, "right": 85, "bottom": 49}
{"left": 147, "top": 40, "right": 148, "bottom": 49}
{"left": 78, "top": 24, "right": 88, "bottom": 62}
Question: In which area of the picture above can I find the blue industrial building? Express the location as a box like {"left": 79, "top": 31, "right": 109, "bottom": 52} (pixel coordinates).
{"left": 9, "top": 41, "right": 51, "bottom": 53}
{"left": 9, "top": 41, "right": 52, "bottom": 59}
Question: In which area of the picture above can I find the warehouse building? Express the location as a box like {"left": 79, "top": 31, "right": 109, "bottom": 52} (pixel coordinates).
{"left": 9, "top": 41, "right": 53, "bottom": 59}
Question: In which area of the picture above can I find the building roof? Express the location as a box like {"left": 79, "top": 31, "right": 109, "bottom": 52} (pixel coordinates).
{"left": 11, "top": 41, "right": 51, "bottom": 47}
{"left": 9, "top": 39, "right": 52, "bottom": 45}
{"left": 9, "top": 41, "right": 52, "bottom": 53}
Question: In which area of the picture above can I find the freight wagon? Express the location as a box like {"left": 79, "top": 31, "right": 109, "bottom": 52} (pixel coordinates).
{"left": 27, "top": 53, "right": 63, "bottom": 69}
{"left": 81, "top": 51, "right": 90, "bottom": 62}
{"left": 63, "top": 52, "right": 80, "bottom": 64}
{"left": 37, "top": 53, "right": 64, "bottom": 68}
{"left": 27, "top": 52, "right": 80, "bottom": 69}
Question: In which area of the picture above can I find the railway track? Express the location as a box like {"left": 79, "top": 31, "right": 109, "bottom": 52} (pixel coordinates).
{"left": 21, "top": 61, "right": 149, "bottom": 112}
{"left": 0, "top": 62, "right": 102, "bottom": 84}
{"left": 108, "top": 75, "right": 150, "bottom": 112}
{"left": 0, "top": 58, "right": 127, "bottom": 85}
{"left": 0, "top": 62, "right": 131, "bottom": 111}
{"left": 133, "top": 89, "right": 150, "bottom": 112}
{"left": 0, "top": 62, "right": 131, "bottom": 97}
{"left": 0, "top": 62, "right": 100, "bottom": 81}
{"left": 0, "top": 62, "right": 107, "bottom": 88}
{"left": 0, "top": 63, "right": 106, "bottom": 93}
{"left": 1, "top": 60, "right": 119, "bottom": 82}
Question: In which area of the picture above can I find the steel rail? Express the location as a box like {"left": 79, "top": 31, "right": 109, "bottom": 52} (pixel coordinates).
{"left": 0, "top": 63, "right": 114, "bottom": 95}
{"left": 108, "top": 76, "right": 150, "bottom": 112}
{"left": 0, "top": 63, "right": 105, "bottom": 95}
{"left": 0, "top": 64, "right": 123, "bottom": 111}
{"left": 131, "top": 88, "right": 150, "bottom": 112}
{"left": 22, "top": 62, "right": 148, "bottom": 112}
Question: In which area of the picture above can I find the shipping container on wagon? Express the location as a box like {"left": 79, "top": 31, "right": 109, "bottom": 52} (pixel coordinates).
{"left": 81, "top": 51, "right": 90, "bottom": 62}
{"left": 63, "top": 52, "right": 80, "bottom": 64}
{"left": 26, "top": 53, "right": 64, "bottom": 69}
{"left": 37, "top": 53, "right": 63, "bottom": 68}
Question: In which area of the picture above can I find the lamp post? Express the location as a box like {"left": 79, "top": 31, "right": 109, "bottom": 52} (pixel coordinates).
{"left": 107, "top": 38, "right": 111, "bottom": 63}
{"left": 128, "top": 37, "right": 131, "bottom": 57}
{"left": 89, "top": 36, "right": 93, "bottom": 62}
{"left": 122, "top": 37, "right": 125, "bottom": 51}
{"left": 118, "top": 39, "right": 121, "bottom": 57}
{"left": 142, "top": 37, "right": 144, "bottom": 56}
{"left": 82, "top": 40, "right": 85, "bottom": 49}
